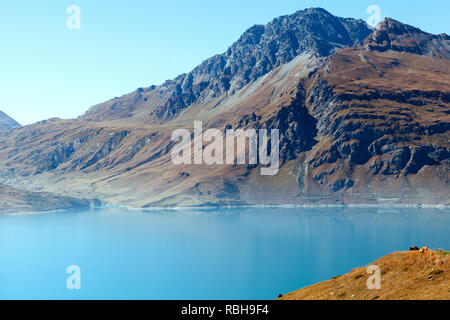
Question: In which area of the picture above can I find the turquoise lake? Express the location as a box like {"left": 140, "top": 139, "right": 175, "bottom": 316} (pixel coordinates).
{"left": 0, "top": 207, "right": 449, "bottom": 300}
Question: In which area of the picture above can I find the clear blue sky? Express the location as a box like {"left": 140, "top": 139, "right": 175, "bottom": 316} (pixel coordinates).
{"left": 1, "top": 0, "right": 448, "bottom": 125}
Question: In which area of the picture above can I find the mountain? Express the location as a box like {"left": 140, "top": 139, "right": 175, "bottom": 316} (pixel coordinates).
{"left": 0, "top": 183, "right": 99, "bottom": 214}
{"left": 82, "top": 8, "right": 371, "bottom": 122}
{"left": 0, "top": 111, "right": 20, "bottom": 131}
{"left": 0, "top": 8, "right": 448, "bottom": 208}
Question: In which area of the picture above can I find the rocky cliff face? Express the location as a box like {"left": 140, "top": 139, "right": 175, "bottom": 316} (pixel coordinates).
{"left": 0, "top": 9, "right": 448, "bottom": 208}
{"left": 0, "top": 183, "right": 99, "bottom": 214}
{"left": 0, "top": 111, "right": 20, "bottom": 131}
{"left": 298, "top": 19, "right": 449, "bottom": 201}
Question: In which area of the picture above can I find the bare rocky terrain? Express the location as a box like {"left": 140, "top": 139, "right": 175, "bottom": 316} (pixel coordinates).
{"left": 0, "top": 8, "right": 448, "bottom": 210}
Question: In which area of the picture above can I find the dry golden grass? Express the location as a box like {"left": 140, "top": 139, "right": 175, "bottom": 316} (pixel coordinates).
{"left": 279, "top": 250, "right": 449, "bottom": 300}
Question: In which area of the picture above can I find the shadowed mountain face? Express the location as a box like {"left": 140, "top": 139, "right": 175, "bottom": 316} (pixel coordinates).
{"left": 0, "top": 8, "right": 449, "bottom": 208}
{"left": 0, "top": 111, "right": 20, "bottom": 131}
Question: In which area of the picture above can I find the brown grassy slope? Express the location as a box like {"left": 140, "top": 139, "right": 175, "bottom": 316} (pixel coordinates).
{"left": 279, "top": 250, "right": 450, "bottom": 300}
{"left": 301, "top": 45, "right": 450, "bottom": 201}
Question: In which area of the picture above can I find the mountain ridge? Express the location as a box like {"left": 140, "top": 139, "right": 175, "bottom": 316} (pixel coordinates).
{"left": 0, "top": 8, "right": 448, "bottom": 209}
{"left": 0, "top": 182, "right": 99, "bottom": 214}
{"left": 0, "top": 111, "right": 20, "bottom": 131}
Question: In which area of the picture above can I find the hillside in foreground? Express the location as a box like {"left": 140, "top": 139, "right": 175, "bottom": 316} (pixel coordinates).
{"left": 279, "top": 250, "right": 449, "bottom": 300}
{"left": 0, "top": 8, "right": 448, "bottom": 208}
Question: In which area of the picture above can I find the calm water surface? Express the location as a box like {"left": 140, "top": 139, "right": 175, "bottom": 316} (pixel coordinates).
{"left": 0, "top": 207, "right": 449, "bottom": 299}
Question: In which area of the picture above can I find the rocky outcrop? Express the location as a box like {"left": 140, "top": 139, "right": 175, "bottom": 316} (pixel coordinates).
{"left": 299, "top": 24, "right": 450, "bottom": 198}
{"left": 264, "top": 90, "right": 318, "bottom": 164}
{"left": 83, "top": 8, "right": 371, "bottom": 122}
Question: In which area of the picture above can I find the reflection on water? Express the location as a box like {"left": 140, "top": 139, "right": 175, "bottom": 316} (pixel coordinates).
{"left": 0, "top": 206, "right": 449, "bottom": 299}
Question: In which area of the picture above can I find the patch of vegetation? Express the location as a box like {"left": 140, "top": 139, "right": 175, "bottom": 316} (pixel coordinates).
{"left": 371, "top": 296, "right": 380, "bottom": 300}
{"left": 354, "top": 274, "right": 364, "bottom": 280}
{"left": 332, "top": 275, "right": 342, "bottom": 280}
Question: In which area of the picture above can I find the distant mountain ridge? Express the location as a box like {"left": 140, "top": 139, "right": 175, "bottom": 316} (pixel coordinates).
{"left": 83, "top": 8, "right": 372, "bottom": 122}
{"left": 365, "top": 18, "right": 450, "bottom": 58}
{"left": 0, "top": 111, "right": 20, "bottom": 131}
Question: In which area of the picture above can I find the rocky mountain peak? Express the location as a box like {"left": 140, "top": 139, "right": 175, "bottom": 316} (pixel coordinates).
{"left": 83, "top": 8, "right": 372, "bottom": 122}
